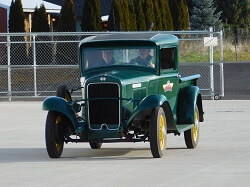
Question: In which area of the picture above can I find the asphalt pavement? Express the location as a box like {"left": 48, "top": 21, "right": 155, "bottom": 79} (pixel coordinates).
{"left": 0, "top": 100, "right": 250, "bottom": 187}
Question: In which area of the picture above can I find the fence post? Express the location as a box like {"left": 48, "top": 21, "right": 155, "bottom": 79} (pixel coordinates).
{"left": 209, "top": 27, "right": 214, "bottom": 100}
{"left": 219, "top": 30, "right": 224, "bottom": 97}
{"left": 33, "top": 34, "right": 37, "bottom": 97}
{"left": 7, "top": 35, "right": 11, "bottom": 101}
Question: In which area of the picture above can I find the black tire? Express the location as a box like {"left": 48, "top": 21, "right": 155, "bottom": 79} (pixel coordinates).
{"left": 149, "top": 107, "right": 167, "bottom": 158}
{"left": 45, "top": 111, "right": 64, "bottom": 158}
{"left": 56, "top": 85, "right": 72, "bottom": 102}
{"left": 89, "top": 142, "right": 102, "bottom": 149}
{"left": 184, "top": 105, "right": 200, "bottom": 148}
{"left": 214, "top": 94, "right": 221, "bottom": 100}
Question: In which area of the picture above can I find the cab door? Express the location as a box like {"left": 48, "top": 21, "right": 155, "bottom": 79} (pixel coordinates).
{"left": 158, "top": 47, "right": 179, "bottom": 113}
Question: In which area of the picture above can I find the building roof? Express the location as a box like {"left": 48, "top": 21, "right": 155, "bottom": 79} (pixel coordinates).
{"left": 44, "top": 0, "right": 112, "bottom": 17}
{"left": 0, "top": 0, "right": 61, "bottom": 13}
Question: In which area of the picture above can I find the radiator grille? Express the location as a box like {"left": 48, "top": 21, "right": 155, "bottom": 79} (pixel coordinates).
{"left": 88, "top": 83, "right": 119, "bottom": 125}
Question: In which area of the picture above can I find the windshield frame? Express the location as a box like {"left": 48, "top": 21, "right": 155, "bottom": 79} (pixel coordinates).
{"left": 80, "top": 45, "right": 158, "bottom": 73}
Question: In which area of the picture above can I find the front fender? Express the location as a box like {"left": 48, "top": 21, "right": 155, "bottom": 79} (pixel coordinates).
{"left": 177, "top": 86, "right": 204, "bottom": 124}
{"left": 42, "top": 96, "right": 78, "bottom": 127}
{"left": 126, "top": 95, "right": 175, "bottom": 130}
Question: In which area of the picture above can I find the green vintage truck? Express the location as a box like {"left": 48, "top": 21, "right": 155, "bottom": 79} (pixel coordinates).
{"left": 43, "top": 33, "right": 204, "bottom": 158}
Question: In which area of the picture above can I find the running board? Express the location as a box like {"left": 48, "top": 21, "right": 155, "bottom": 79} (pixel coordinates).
{"left": 176, "top": 124, "right": 194, "bottom": 133}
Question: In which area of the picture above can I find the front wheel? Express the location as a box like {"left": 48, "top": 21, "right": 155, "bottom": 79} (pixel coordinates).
{"left": 56, "top": 85, "right": 72, "bottom": 102}
{"left": 45, "top": 111, "right": 64, "bottom": 158}
{"left": 149, "top": 107, "right": 167, "bottom": 158}
{"left": 89, "top": 142, "right": 102, "bottom": 149}
{"left": 184, "top": 105, "right": 200, "bottom": 148}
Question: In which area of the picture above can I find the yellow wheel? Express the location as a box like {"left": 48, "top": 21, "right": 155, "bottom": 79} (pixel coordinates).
{"left": 149, "top": 107, "right": 167, "bottom": 158}
{"left": 45, "top": 111, "right": 64, "bottom": 158}
{"left": 184, "top": 105, "right": 200, "bottom": 148}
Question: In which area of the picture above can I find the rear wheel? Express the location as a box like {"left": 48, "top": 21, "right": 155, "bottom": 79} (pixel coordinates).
{"left": 56, "top": 85, "right": 72, "bottom": 102}
{"left": 149, "top": 107, "right": 167, "bottom": 158}
{"left": 89, "top": 142, "right": 102, "bottom": 149}
{"left": 45, "top": 111, "right": 64, "bottom": 158}
{"left": 184, "top": 105, "right": 200, "bottom": 148}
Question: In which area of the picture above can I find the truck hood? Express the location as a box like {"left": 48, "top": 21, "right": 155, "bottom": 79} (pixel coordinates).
{"left": 83, "top": 68, "right": 157, "bottom": 85}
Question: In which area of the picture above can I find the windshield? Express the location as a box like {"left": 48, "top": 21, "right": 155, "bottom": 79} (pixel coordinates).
{"left": 82, "top": 47, "right": 156, "bottom": 70}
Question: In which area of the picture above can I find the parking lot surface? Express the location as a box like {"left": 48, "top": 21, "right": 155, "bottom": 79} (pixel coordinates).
{"left": 0, "top": 100, "right": 250, "bottom": 187}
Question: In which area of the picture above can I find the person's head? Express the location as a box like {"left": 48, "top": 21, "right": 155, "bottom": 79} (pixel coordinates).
{"left": 138, "top": 49, "right": 151, "bottom": 60}
{"left": 102, "top": 50, "right": 114, "bottom": 64}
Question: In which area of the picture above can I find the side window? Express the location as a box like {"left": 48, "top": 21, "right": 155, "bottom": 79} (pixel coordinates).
{"left": 160, "top": 48, "right": 176, "bottom": 70}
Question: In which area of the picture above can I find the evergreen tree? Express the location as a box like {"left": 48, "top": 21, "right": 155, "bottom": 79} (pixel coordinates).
{"left": 169, "top": 0, "right": 177, "bottom": 30}
{"left": 128, "top": 0, "right": 137, "bottom": 31}
{"left": 9, "top": 0, "right": 25, "bottom": 32}
{"left": 32, "top": 7, "right": 39, "bottom": 32}
{"left": 32, "top": 4, "right": 49, "bottom": 32}
{"left": 143, "top": 0, "right": 155, "bottom": 30}
{"left": 108, "top": 0, "right": 123, "bottom": 31}
{"left": 134, "top": 0, "right": 146, "bottom": 31}
{"left": 215, "top": 0, "right": 249, "bottom": 28}
{"left": 169, "top": 0, "right": 190, "bottom": 30}
{"left": 122, "top": 0, "right": 130, "bottom": 31}
{"left": 158, "top": 0, "right": 166, "bottom": 30}
{"left": 8, "top": 0, "right": 15, "bottom": 32}
{"left": 9, "top": 0, "right": 27, "bottom": 65}
{"left": 59, "top": 0, "right": 76, "bottom": 32}
{"left": 57, "top": 0, "right": 77, "bottom": 65}
{"left": 31, "top": 5, "right": 51, "bottom": 65}
{"left": 186, "top": 0, "right": 193, "bottom": 16}
{"left": 164, "top": 0, "right": 174, "bottom": 30}
{"left": 190, "top": 0, "right": 221, "bottom": 30}
{"left": 38, "top": 4, "right": 49, "bottom": 32}
{"left": 81, "top": 0, "right": 93, "bottom": 31}
{"left": 181, "top": 0, "right": 190, "bottom": 30}
{"left": 117, "top": 0, "right": 125, "bottom": 31}
{"left": 158, "top": 0, "right": 173, "bottom": 31}
{"left": 108, "top": 1, "right": 115, "bottom": 31}
{"left": 240, "top": 1, "right": 250, "bottom": 28}
{"left": 92, "top": 0, "right": 102, "bottom": 31}
{"left": 153, "top": 0, "right": 163, "bottom": 30}
{"left": 81, "top": 0, "right": 102, "bottom": 31}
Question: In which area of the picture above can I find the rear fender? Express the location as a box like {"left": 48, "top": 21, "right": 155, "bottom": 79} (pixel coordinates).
{"left": 177, "top": 86, "right": 204, "bottom": 124}
{"left": 126, "top": 95, "right": 175, "bottom": 130}
{"left": 42, "top": 96, "right": 78, "bottom": 127}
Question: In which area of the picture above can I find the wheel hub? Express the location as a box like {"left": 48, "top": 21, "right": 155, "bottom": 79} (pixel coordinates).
{"left": 193, "top": 108, "right": 199, "bottom": 142}
{"left": 159, "top": 115, "right": 166, "bottom": 150}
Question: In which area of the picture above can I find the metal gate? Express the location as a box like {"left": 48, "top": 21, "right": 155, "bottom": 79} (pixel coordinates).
{"left": 0, "top": 31, "right": 224, "bottom": 101}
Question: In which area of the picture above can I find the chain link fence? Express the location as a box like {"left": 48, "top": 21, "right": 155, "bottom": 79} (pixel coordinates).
{"left": 0, "top": 31, "right": 223, "bottom": 101}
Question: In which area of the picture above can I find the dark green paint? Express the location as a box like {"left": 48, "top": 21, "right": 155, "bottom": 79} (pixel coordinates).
{"left": 43, "top": 33, "right": 204, "bottom": 142}
{"left": 177, "top": 86, "right": 202, "bottom": 124}
{"left": 42, "top": 96, "right": 78, "bottom": 127}
{"left": 126, "top": 94, "right": 168, "bottom": 125}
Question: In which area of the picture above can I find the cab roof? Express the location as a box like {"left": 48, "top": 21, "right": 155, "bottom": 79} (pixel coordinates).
{"left": 79, "top": 33, "right": 178, "bottom": 48}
